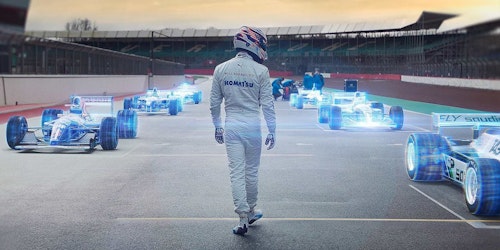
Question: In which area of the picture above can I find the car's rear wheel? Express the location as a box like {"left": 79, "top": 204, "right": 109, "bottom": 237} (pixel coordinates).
{"left": 6, "top": 116, "right": 28, "bottom": 149}
{"left": 406, "top": 133, "right": 450, "bottom": 181}
{"left": 194, "top": 91, "right": 202, "bottom": 104}
{"left": 464, "top": 159, "right": 500, "bottom": 216}
{"left": 296, "top": 95, "right": 304, "bottom": 109}
{"left": 117, "top": 109, "right": 138, "bottom": 138}
{"left": 41, "top": 109, "right": 63, "bottom": 139}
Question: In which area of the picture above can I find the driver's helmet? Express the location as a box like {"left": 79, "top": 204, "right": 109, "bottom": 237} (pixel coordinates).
{"left": 70, "top": 96, "right": 83, "bottom": 114}
{"left": 233, "top": 26, "right": 268, "bottom": 62}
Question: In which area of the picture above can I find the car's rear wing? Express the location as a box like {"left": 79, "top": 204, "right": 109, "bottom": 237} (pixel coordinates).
{"left": 145, "top": 89, "right": 172, "bottom": 98}
{"left": 67, "top": 96, "right": 115, "bottom": 117}
{"left": 332, "top": 91, "right": 366, "bottom": 105}
{"left": 432, "top": 113, "right": 500, "bottom": 138}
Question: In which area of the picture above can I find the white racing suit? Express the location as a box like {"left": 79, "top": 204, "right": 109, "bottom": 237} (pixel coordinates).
{"left": 210, "top": 51, "right": 276, "bottom": 216}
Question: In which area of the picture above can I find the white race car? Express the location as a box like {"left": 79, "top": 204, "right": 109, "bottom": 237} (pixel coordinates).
{"left": 6, "top": 96, "right": 137, "bottom": 152}
{"left": 289, "top": 87, "right": 331, "bottom": 109}
{"left": 406, "top": 113, "right": 500, "bottom": 216}
{"left": 318, "top": 91, "right": 404, "bottom": 130}
{"left": 170, "top": 82, "right": 203, "bottom": 104}
{"left": 124, "top": 88, "right": 182, "bottom": 115}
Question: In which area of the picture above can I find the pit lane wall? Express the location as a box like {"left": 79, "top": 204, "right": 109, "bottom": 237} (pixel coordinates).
{"left": 325, "top": 73, "right": 500, "bottom": 90}
{"left": 1, "top": 73, "right": 499, "bottom": 106}
{"left": 0, "top": 75, "right": 186, "bottom": 106}
{"left": 400, "top": 75, "right": 500, "bottom": 91}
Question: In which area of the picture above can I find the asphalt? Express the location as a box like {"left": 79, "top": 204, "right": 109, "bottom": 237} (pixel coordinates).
{"left": 0, "top": 78, "right": 499, "bottom": 250}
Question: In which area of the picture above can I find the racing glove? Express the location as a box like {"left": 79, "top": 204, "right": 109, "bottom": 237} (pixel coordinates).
{"left": 215, "top": 127, "right": 224, "bottom": 144}
{"left": 265, "top": 133, "right": 275, "bottom": 150}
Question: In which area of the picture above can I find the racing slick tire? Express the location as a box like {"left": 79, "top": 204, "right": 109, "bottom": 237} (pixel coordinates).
{"left": 290, "top": 93, "right": 298, "bottom": 107}
{"left": 405, "top": 133, "right": 450, "bottom": 181}
{"left": 117, "top": 109, "right": 138, "bottom": 139}
{"left": 193, "top": 91, "right": 202, "bottom": 104}
{"left": 6, "top": 116, "right": 28, "bottom": 149}
{"left": 123, "top": 98, "right": 132, "bottom": 110}
{"left": 389, "top": 106, "right": 404, "bottom": 130}
{"left": 296, "top": 95, "right": 304, "bottom": 109}
{"left": 464, "top": 159, "right": 500, "bottom": 216}
{"left": 41, "top": 109, "right": 63, "bottom": 139}
{"left": 328, "top": 106, "right": 342, "bottom": 130}
{"left": 100, "top": 117, "right": 118, "bottom": 150}
{"left": 318, "top": 104, "right": 330, "bottom": 123}
{"left": 169, "top": 98, "right": 179, "bottom": 116}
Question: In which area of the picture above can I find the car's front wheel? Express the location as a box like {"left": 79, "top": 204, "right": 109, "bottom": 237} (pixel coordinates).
{"left": 318, "top": 104, "right": 329, "bottom": 123}
{"left": 289, "top": 93, "right": 298, "bottom": 107}
{"left": 328, "top": 106, "right": 342, "bottom": 130}
{"left": 390, "top": 106, "right": 404, "bottom": 130}
{"left": 405, "top": 133, "right": 450, "bottom": 181}
{"left": 169, "top": 98, "right": 179, "bottom": 116}
{"left": 6, "top": 116, "right": 28, "bottom": 149}
{"left": 100, "top": 117, "right": 118, "bottom": 150}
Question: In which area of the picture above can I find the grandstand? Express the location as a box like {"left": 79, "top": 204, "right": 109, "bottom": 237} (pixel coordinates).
{"left": 23, "top": 11, "right": 500, "bottom": 79}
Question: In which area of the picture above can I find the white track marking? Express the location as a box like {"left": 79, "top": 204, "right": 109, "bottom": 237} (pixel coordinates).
{"left": 116, "top": 217, "right": 500, "bottom": 224}
{"left": 409, "top": 184, "right": 500, "bottom": 229}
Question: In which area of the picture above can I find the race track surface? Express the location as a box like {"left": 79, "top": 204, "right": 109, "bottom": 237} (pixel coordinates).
{"left": 0, "top": 78, "right": 499, "bottom": 249}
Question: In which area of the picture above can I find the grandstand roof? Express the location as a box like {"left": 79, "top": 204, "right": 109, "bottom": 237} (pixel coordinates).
{"left": 437, "top": 11, "right": 500, "bottom": 34}
{"left": 401, "top": 11, "right": 457, "bottom": 31}
{"left": 25, "top": 11, "right": 497, "bottom": 39}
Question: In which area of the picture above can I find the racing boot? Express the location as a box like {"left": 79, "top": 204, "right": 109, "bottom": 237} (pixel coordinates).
{"left": 248, "top": 209, "right": 263, "bottom": 225}
{"left": 232, "top": 215, "right": 248, "bottom": 235}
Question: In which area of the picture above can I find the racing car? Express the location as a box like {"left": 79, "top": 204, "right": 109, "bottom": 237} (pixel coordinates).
{"left": 170, "top": 82, "right": 203, "bottom": 104}
{"left": 318, "top": 91, "right": 404, "bottom": 130}
{"left": 289, "top": 86, "right": 331, "bottom": 109}
{"left": 405, "top": 113, "right": 500, "bottom": 216}
{"left": 123, "top": 88, "right": 182, "bottom": 115}
{"left": 6, "top": 96, "right": 138, "bottom": 152}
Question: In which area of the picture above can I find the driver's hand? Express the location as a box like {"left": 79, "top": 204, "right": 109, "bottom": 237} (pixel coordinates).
{"left": 265, "top": 133, "right": 275, "bottom": 150}
{"left": 215, "top": 128, "right": 224, "bottom": 144}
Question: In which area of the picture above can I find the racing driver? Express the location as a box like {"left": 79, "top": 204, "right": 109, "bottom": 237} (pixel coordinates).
{"left": 210, "top": 26, "right": 276, "bottom": 235}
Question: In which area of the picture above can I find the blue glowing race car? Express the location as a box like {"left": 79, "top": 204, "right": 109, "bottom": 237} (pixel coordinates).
{"left": 170, "top": 82, "right": 203, "bottom": 104}
{"left": 405, "top": 113, "right": 500, "bottom": 216}
{"left": 123, "top": 88, "right": 182, "bottom": 115}
{"left": 6, "top": 96, "right": 137, "bottom": 152}
{"left": 289, "top": 87, "right": 330, "bottom": 110}
{"left": 318, "top": 91, "right": 404, "bottom": 130}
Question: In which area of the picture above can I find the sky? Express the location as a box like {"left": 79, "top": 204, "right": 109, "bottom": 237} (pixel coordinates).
{"left": 25, "top": 0, "right": 500, "bottom": 31}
